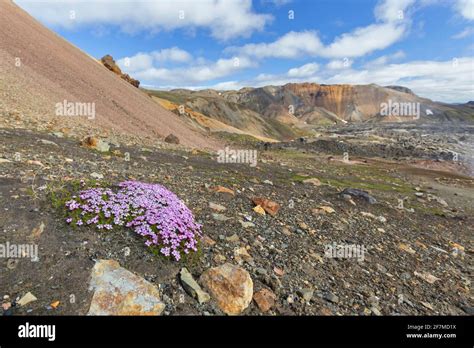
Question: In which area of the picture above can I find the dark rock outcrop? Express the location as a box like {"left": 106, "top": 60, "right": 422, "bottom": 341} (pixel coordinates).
{"left": 164, "top": 134, "right": 180, "bottom": 144}
{"left": 100, "top": 55, "right": 140, "bottom": 88}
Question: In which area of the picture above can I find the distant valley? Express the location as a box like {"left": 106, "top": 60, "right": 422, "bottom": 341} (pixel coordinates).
{"left": 146, "top": 83, "right": 474, "bottom": 142}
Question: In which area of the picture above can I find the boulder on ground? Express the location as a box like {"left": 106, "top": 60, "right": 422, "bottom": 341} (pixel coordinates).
{"left": 164, "top": 134, "right": 180, "bottom": 144}
{"left": 179, "top": 267, "right": 210, "bottom": 304}
{"left": 81, "top": 136, "right": 110, "bottom": 152}
{"left": 252, "top": 197, "right": 280, "bottom": 216}
{"left": 88, "top": 259, "right": 165, "bottom": 315}
{"left": 200, "top": 263, "right": 253, "bottom": 315}
{"left": 253, "top": 288, "right": 276, "bottom": 312}
{"left": 340, "top": 188, "right": 377, "bottom": 204}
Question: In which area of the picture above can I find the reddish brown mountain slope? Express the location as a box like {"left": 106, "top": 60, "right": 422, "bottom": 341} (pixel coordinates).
{"left": 148, "top": 83, "right": 473, "bottom": 141}
{"left": 0, "top": 0, "right": 220, "bottom": 150}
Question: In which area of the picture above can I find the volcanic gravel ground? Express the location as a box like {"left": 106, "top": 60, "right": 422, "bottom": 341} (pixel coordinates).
{"left": 0, "top": 127, "right": 472, "bottom": 316}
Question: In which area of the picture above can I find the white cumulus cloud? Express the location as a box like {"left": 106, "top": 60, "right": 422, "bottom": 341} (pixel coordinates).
{"left": 229, "top": 0, "right": 414, "bottom": 60}
{"left": 326, "top": 59, "right": 354, "bottom": 70}
{"left": 152, "top": 47, "right": 192, "bottom": 63}
{"left": 14, "top": 0, "right": 273, "bottom": 40}
{"left": 287, "top": 63, "right": 319, "bottom": 77}
{"left": 455, "top": 0, "right": 474, "bottom": 20}
{"left": 227, "top": 31, "right": 323, "bottom": 59}
{"left": 120, "top": 54, "right": 257, "bottom": 86}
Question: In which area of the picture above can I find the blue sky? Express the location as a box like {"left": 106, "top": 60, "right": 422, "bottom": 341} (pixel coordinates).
{"left": 15, "top": 0, "right": 474, "bottom": 102}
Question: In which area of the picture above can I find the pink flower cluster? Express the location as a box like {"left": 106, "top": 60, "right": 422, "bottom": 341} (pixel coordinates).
{"left": 65, "top": 181, "right": 202, "bottom": 261}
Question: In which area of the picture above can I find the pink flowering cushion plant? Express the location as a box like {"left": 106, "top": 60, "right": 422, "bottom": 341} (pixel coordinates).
{"left": 65, "top": 181, "right": 202, "bottom": 261}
